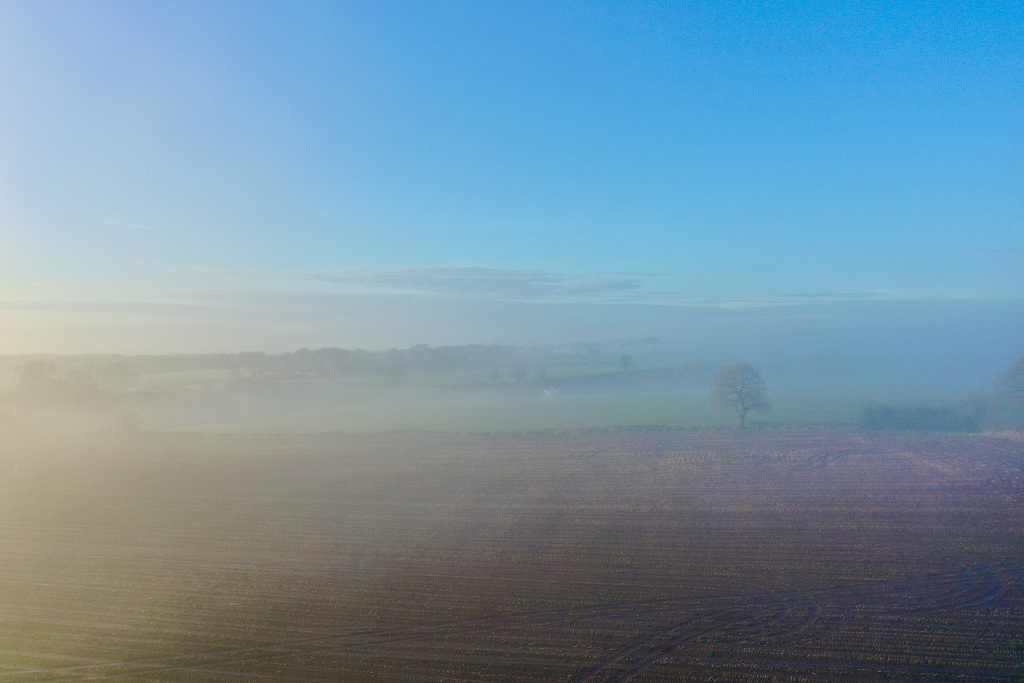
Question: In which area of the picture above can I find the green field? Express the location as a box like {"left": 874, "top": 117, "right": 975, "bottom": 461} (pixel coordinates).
{"left": 181, "top": 389, "right": 867, "bottom": 434}
{"left": 0, "top": 351, "right": 985, "bottom": 437}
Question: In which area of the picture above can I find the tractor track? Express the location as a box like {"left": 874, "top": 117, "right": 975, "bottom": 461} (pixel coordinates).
{"left": 3, "top": 559, "right": 1015, "bottom": 681}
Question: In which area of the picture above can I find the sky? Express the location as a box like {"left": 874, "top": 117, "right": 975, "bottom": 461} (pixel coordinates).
{"left": 1, "top": 1, "right": 1022, "bottom": 360}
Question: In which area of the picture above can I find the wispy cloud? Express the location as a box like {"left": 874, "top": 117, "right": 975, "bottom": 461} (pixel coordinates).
{"left": 201, "top": 267, "right": 1002, "bottom": 309}
{"left": 212, "top": 266, "right": 662, "bottom": 303}
{"left": 780, "top": 292, "right": 886, "bottom": 300}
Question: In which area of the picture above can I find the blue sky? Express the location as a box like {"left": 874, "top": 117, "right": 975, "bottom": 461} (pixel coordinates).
{"left": 1, "top": 1, "right": 1022, "bottom": 355}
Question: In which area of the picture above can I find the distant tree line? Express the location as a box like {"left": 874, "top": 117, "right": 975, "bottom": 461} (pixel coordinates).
{"left": 858, "top": 355, "right": 1024, "bottom": 433}
{"left": 858, "top": 404, "right": 980, "bottom": 432}
{"left": 7, "top": 343, "right": 628, "bottom": 393}
{"left": 5, "top": 342, "right": 669, "bottom": 395}
{"left": 243, "top": 344, "right": 532, "bottom": 379}
{"left": 14, "top": 360, "right": 137, "bottom": 402}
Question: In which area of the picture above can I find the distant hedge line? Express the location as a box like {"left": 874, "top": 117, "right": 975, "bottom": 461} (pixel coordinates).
{"left": 858, "top": 404, "right": 979, "bottom": 433}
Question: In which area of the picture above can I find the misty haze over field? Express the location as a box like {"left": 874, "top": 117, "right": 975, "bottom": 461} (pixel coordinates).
{"left": 3, "top": 0, "right": 1024, "bottom": 437}
{"left": 3, "top": 5, "right": 1024, "bottom": 680}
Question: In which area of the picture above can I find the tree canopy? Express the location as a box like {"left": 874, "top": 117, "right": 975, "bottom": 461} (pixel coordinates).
{"left": 713, "top": 363, "right": 770, "bottom": 427}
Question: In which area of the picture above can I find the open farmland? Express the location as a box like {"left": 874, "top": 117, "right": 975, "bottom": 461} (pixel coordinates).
{"left": 0, "top": 429, "right": 1022, "bottom": 681}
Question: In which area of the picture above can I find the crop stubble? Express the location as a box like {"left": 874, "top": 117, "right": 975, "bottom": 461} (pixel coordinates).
{"left": 0, "top": 429, "right": 1021, "bottom": 680}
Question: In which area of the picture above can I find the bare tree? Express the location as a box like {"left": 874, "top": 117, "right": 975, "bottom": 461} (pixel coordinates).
{"left": 713, "top": 363, "right": 769, "bottom": 427}
{"left": 618, "top": 354, "right": 633, "bottom": 372}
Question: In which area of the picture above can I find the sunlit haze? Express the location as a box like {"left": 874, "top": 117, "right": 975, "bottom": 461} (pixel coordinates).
{"left": 2, "top": 1, "right": 1021, "bottom": 356}
{"left": 4, "top": 5, "right": 1024, "bottom": 678}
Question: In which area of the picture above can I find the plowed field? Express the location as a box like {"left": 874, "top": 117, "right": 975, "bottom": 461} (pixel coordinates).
{"left": 1, "top": 429, "right": 1021, "bottom": 680}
